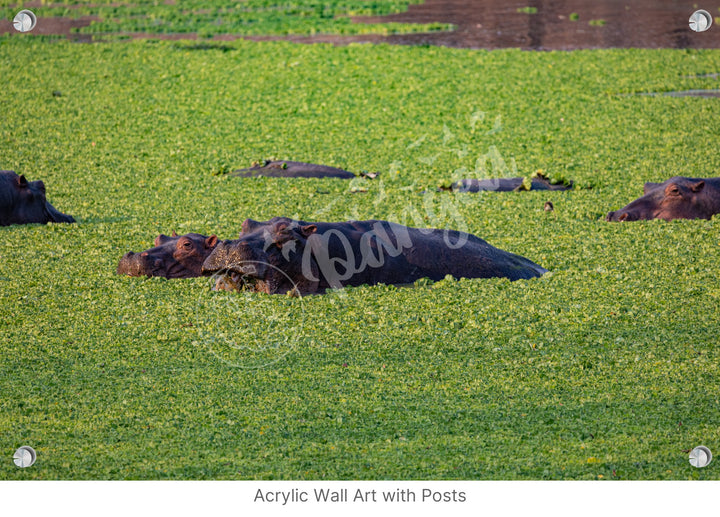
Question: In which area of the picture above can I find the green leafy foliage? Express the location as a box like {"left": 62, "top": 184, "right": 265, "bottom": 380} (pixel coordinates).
{"left": 531, "top": 170, "right": 573, "bottom": 188}
{"left": 0, "top": 0, "right": 452, "bottom": 37}
{"left": 1, "top": 36, "right": 720, "bottom": 480}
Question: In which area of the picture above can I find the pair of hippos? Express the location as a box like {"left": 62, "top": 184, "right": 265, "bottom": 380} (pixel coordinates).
{"left": 3, "top": 165, "right": 720, "bottom": 293}
{"left": 117, "top": 217, "right": 550, "bottom": 295}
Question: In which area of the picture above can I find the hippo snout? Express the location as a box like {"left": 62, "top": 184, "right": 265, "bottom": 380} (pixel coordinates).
{"left": 117, "top": 254, "right": 134, "bottom": 275}
{"left": 201, "top": 259, "right": 222, "bottom": 275}
{"left": 117, "top": 250, "right": 163, "bottom": 276}
{"left": 117, "top": 251, "right": 142, "bottom": 276}
{"left": 45, "top": 202, "right": 75, "bottom": 224}
{"left": 201, "top": 241, "right": 233, "bottom": 275}
{"left": 56, "top": 213, "right": 75, "bottom": 224}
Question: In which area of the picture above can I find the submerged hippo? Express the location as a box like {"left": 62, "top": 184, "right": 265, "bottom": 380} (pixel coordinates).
{"left": 201, "top": 217, "right": 548, "bottom": 295}
{"left": 606, "top": 176, "right": 720, "bottom": 221}
{"left": 452, "top": 176, "right": 572, "bottom": 192}
{"left": 0, "top": 170, "right": 75, "bottom": 226}
{"left": 231, "top": 160, "right": 355, "bottom": 179}
{"left": 117, "top": 232, "right": 219, "bottom": 278}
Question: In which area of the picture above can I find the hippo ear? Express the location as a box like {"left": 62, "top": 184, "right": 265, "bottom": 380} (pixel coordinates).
{"left": 643, "top": 182, "right": 662, "bottom": 194}
{"left": 301, "top": 225, "right": 317, "bottom": 237}
{"left": 154, "top": 234, "right": 172, "bottom": 246}
{"left": 16, "top": 175, "right": 28, "bottom": 188}
{"left": 171, "top": 230, "right": 178, "bottom": 237}
{"left": 205, "top": 235, "right": 218, "bottom": 249}
{"left": 272, "top": 221, "right": 311, "bottom": 246}
{"left": 271, "top": 222, "right": 290, "bottom": 244}
{"left": 242, "top": 218, "right": 259, "bottom": 233}
{"left": 691, "top": 180, "right": 705, "bottom": 193}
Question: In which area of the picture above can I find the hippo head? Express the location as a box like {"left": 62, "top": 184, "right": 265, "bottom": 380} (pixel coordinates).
{"left": 607, "top": 176, "right": 718, "bottom": 222}
{"left": 0, "top": 170, "right": 75, "bottom": 226}
{"left": 117, "top": 232, "right": 219, "bottom": 278}
{"left": 202, "top": 217, "right": 318, "bottom": 294}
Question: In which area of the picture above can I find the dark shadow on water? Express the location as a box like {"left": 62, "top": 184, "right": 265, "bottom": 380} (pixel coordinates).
{"left": 637, "top": 89, "right": 720, "bottom": 98}
{"left": 527, "top": 0, "right": 545, "bottom": 49}
{"left": 173, "top": 42, "right": 237, "bottom": 52}
{"left": 80, "top": 216, "right": 132, "bottom": 224}
{"left": 684, "top": 73, "right": 720, "bottom": 79}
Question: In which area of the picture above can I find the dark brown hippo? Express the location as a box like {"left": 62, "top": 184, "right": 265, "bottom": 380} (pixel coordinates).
{"left": 231, "top": 160, "right": 355, "bottom": 179}
{"left": 1, "top": 170, "right": 75, "bottom": 226}
{"left": 201, "top": 217, "right": 548, "bottom": 295}
{"left": 606, "top": 177, "right": 720, "bottom": 222}
{"left": 117, "top": 232, "right": 219, "bottom": 278}
{"left": 452, "top": 175, "right": 572, "bottom": 192}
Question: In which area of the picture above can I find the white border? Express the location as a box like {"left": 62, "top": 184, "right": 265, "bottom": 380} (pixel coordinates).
{"left": 2, "top": 480, "right": 719, "bottom": 517}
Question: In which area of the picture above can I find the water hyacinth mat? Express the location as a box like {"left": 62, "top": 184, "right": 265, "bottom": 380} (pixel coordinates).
{"left": 1, "top": 36, "right": 719, "bottom": 479}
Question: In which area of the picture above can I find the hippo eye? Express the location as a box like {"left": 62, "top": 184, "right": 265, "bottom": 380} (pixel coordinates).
{"left": 182, "top": 241, "right": 192, "bottom": 249}
{"left": 668, "top": 186, "right": 681, "bottom": 196}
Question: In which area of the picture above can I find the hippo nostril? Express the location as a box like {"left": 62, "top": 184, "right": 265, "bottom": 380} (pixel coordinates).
{"left": 606, "top": 211, "right": 615, "bottom": 222}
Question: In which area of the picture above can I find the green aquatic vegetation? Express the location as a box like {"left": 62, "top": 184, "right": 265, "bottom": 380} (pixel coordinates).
{"left": 1, "top": 0, "right": 453, "bottom": 37}
{"left": 531, "top": 170, "right": 574, "bottom": 188}
{"left": 1, "top": 37, "right": 720, "bottom": 480}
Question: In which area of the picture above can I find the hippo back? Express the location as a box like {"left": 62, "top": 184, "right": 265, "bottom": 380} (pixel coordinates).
{"left": 231, "top": 161, "right": 355, "bottom": 179}
{"left": 202, "top": 217, "right": 548, "bottom": 294}
{"left": 453, "top": 177, "right": 572, "bottom": 192}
